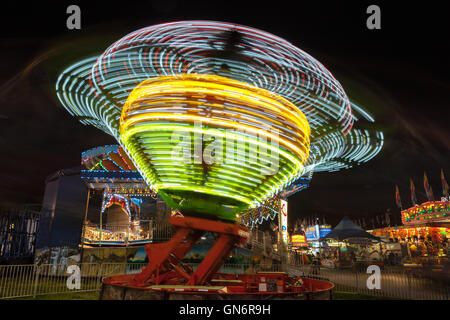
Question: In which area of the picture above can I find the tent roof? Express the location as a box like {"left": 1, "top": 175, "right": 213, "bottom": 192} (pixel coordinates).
{"left": 319, "top": 216, "right": 381, "bottom": 242}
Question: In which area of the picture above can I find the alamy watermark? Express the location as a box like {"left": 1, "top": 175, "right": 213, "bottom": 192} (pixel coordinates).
{"left": 65, "top": 5, "right": 381, "bottom": 32}
{"left": 366, "top": 5, "right": 381, "bottom": 30}
{"left": 66, "top": 5, "right": 81, "bottom": 30}
{"left": 366, "top": 265, "right": 381, "bottom": 290}
{"left": 66, "top": 265, "right": 81, "bottom": 290}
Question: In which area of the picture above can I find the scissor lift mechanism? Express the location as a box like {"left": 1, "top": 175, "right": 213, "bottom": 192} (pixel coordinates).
{"left": 131, "top": 215, "right": 250, "bottom": 287}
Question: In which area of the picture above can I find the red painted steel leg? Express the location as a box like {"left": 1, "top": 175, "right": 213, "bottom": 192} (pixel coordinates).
{"left": 189, "top": 233, "right": 238, "bottom": 285}
{"left": 132, "top": 216, "right": 249, "bottom": 287}
{"left": 133, "top": 227, "right": 202, "bottom": 285}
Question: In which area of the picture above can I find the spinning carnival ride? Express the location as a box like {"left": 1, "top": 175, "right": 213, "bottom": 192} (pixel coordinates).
{"left": 56, "top": 21, "right": 383, "bottom": 295}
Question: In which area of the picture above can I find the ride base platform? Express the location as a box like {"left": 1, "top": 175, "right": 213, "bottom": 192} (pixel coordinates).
{"left": 100, "top": 216, "right": 334, "bottom": 300}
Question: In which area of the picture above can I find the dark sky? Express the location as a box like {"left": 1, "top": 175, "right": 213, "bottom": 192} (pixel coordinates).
{"left": 0, "top": 1, "right": 448, "bottom": 226}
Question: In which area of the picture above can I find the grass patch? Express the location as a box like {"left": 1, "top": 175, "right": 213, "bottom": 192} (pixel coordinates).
{"left": 9, "top": 291, "right": 99, "bottom": 300}
{"left": 333, "top": 291, "right": 399, "bottom": 300}
{"left": 1, "top": 275, "right": 101, "bottom": 298}
{"left": 332, "top": 283, "right": 402, "bottom": 300}
{"left": 10, "top": 289, "right": 400, "bottom": 300}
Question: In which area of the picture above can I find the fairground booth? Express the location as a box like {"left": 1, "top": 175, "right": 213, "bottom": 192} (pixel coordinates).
{"left": 369, "top": 200, "right": 449, "bottom": 265}
{"left": 80, "top": 145, "right": 159, "bottom": 247}
{"left": 320, "top": 217, "right": 382, "bottom": 269}
{"left": 288, "top": 231, "right": 309, "bottom": 264}
{"left": 285, "top": 224, "right": 332, "bottom": 265}
{"left": 305, "top": 224, "right": 332, "bottom": 254}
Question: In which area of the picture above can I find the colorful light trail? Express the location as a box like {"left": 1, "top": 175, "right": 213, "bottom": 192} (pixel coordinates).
{"left": 56, "top": 21, "right": 384, "bottom": 222}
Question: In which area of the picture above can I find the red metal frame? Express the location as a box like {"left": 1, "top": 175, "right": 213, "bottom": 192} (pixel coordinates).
{"left": 101, "top": 215, "right": 336, "bottom": 299}
{"left": 132, "top": 215, "right": 249, "bottom": 286}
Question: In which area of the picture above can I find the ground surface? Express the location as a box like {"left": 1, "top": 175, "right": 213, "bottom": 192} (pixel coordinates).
{"left": 9, "top": 290, "right": 397, "bottom": 300}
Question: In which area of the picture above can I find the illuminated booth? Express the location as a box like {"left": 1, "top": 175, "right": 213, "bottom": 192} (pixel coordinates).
{"left": 306, "top": 224, "right": 332, "bottom": 251}
{"left": 401, "top": 200, "right": 449, "bottom": 225}
{"left": 80, "top": 145, "right": 160, "bottom": 247}
{"left": 288, "top": 232, "right": 309, "bottom": 265}
{"left": 320, "top": 217, "right": 381, "bottom": 268}
{"left": 370, "top": 200, "right": 450, "bottom": 262}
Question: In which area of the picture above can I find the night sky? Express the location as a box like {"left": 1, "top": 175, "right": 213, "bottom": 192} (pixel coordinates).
{"left": 0, "top": 1, "right": 448, "bottom": 227}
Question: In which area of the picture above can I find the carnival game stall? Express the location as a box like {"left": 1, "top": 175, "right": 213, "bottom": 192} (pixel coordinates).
{"left": 320, "top": 217, "right": 382, "bottom": 270}
{"left": 305, "top": 224, "right": 332, "bottom": 254}
{"left": 368, "top": 200, "right": 450, "bottom": 281}
{"left": 402, "top": 201, "right": 449, "bottom": 225}
{"left": 288, "top": 232, "right": 310, "bottom": 265}
{"left": 370, "top": 201, "right": 449, "bottom": 265}
{"left": 370, "top": 226, "right": 448, "bottom": 261}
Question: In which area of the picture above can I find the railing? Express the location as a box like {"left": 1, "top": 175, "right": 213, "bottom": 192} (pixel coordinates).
{"left": 0, "top": 262, "right": 147, "bottom": 299}
{"left": 150, "top": 221, "right": 173, "bottom": 243}
{"left": 0, "top": 262, "right": 287, "bottom": 299}
{"left": 301, "top": 265, "right": 450, "bottom": 300}
{"left": 2, "top": 263, "right": 448, "bottom": 300}
{"left": 241, "top": 229, "right": 279, "bottom": 258}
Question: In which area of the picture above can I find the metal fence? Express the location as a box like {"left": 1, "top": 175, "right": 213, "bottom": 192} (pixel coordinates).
{"left": 0, "top": 262, "right": 285, "bottom": 300}
{"left": 301, "top": 265, "right": 450, "bottom": 300}
{"left": 1, "top": 263, "right": 449, "bottom": 300}
{"left": 0, "top": 262, "right": 147, "bottom": 299}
